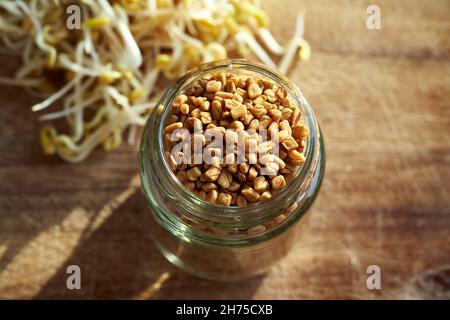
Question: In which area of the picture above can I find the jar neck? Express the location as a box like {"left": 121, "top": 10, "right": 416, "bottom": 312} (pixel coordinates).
{"left": 140, "top": 60, "right": 322, "bottom": 234}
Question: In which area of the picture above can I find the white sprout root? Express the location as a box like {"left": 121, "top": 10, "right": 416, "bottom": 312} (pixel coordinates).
{"left": 0, "top": 0, "right": 311, "bottom": 163}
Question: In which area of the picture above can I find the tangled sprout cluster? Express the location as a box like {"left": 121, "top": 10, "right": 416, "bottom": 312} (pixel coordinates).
{"left": 0, "top": 0, "right": 310, "bottom": 163}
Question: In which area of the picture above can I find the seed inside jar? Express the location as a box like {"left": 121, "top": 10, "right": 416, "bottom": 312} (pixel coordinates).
{"left": 163, "top": 72, "right": 309, "bottom": 206}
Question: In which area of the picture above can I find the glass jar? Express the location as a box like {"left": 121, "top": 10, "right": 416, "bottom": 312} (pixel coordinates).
{"left": 139, "top": 59, "right": 325, "bottom": 281}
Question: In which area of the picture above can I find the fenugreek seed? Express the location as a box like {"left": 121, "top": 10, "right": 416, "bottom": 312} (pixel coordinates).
{"left": 215, "top": 91, "right": 234, "bottom": 100}
{"left": 238, "top": 172, "right": 247, "bottom": 182}
{"left": 194, "top": 86, "right": 204, "bottom": 97}
{"left": 211, "top": 100, "right": 222, "bottom": 120}
{"left": 192, "top": 134, "right": 206, "bottom": 149}
{"left": 204, "top": 167, "right": 221, "bottom": 182}
{"left": 292, "top": 124, "right": 309, "bottom": 140}
{"left": 214, "top": 72, "right": 226, "bottom": 84}
{"left": 280, "top": 96, "right": 292, "bottom": 107}
{"left": 222, "top": 111, "right": 231, "bottom": 118}
{"left": 281, "top": 137, "right": 299, "bottom": 151}
{"left": 233, "top": 93, "right": 244, "bottom": 103}
{"left": 258, "top": 141, "right": 273, "bottom": 154}
{"left": 202, "top": 182, "right": 218, "bottom": 192}
{"left": 224, "top": 154, "right": 235, "bottom": 166}
{"left": 230, "top": 104, "right": 247, "bottom": 120}
{"left": 180, "top": 103, "right": 190, "bottom": 115}
{"left": 291, "top": 108, "right": 301, "bottom": 126}
{"left": 195, "top": 180, "right": 204, "bottom": 189}
{"left": 268, "top": 122, "right": 279, "bottom": 138}
{"left": 229, "top": 120, "right": 244, "bottom": 131}
{"left": 237, "top": 77, "right": 247, "bottom": 89}
{"left": 164, "top": 122, "right": 183, "bottom": 133}
{"left": 277, "top": 130, "right": 290, "bottom": 142}
{"left": 279, "top": 150, "right": 288, "bottom": 160}
{"left": 206, "top": 189, "right": 218, "bottom": 203}
{"left": 248, "top": 152, "right": 257, "bottom": 165}
{"left": 200, "top": 111, "right": 212, "bottom": 124}
{"left": 249, "top": 105, "right": 266, "bottom": 118}
{"left": 227, "top": 164, "right": 238, "bottom": 174}
{"left": 173, "top": 94, "right": 188, "bottom": 107}
{"left": 220, "top": 119, "right": 230, "bottom": 127}
{"left": 259, "top": 191, "right": 272, "bottom": 201}
{"left": 206, "top": 189, "right": 219, "bottom": 203}
{"left": 176, "top": 170, "right": 188, "bottom": 183}
{"left": 247, "top": 225, "right": 266, "bottom": 235}
{"left": 225, "top": 79, "right": 236, "bottom": 93}
{"left": 248, "top": 83, "right": 262, "bottom": 99}
{"left": 248, "top": 167, "right": 258, "bottom": 181}
{"left": 254, "top": 176, "right": 268, "bottom": 193}
{"left": 235, "top": 88, "right": 247, "bottom": 99}
{"left": 217, "top": 170, "right": 231, "bottom": 189}
{"left": 243, "top": 112, "right": 254, "bottom": 125}
{"left": 271, "top": 175, "right": 286, "bottom": 191}
{"left": 203, "top": 92, "right": 214, "bottom": 101}
{"left": 258, "top": 115, "right": 272, "bottom": 129}
{"left": 274, "top": 214, "right": 287, "bottom": 224}
{"left": 183, "top": 181, "right": 195, "bottom": 191}
{"left": 288, "top": 157, "right": 305, "bottom": 166}
{"left": 253, "top": 96, "right": 267, "bottom": 106}
{"left": 224, "top": 99, "right": 240, "bottom": 110}
{"left": 187, "top": 167, "right": 202, "bottom": 181}
{"left": 248, "top": 119, "right": 259, "bottom": 130}
{"left": 276, "top": 87, "right": 287, "bottom": 99}
{"left": 166, "top": 114, "right": 179, "bottom": 125}
{"left": 200, "top": 100, "right": 210, "bottom": 111}
{"left": 288, "top": 150, "right": 306, "bottom": 162}
{"left": 191, "top": 108, "right": 201, "bottom": 118}
{"left": 228, "top": 193, "right": 237, "bottom": 205}
{"left": 239, "top": 163, "right": 249, "bottom": 174}
{"left": 264, "top": 89, "right": 277, "bottom": 103}
{"left": 223, "top": 132, "right": 237, "bottom": 147}
{"left": 262, "top": 101, "right": 273, "bottom": 111}
{"left": 265, "top": 162, "right": 279, "bottom": 176}
{"left": 247, "top": 132, "right": 259, "bottom": 143}
{"left": 166, "top": 151, "right": 178, "bottom": 171}
{"left": 207, "top": 156, "right": 221, "bottom": 169}
{"left": 236, "top": 195, "right": 247, "bottom": 206}
{"left": 247, "top": 77, "right": 257, "bottom": 86}
{"left": 195, "top": 97, "right": 207, "bottom": 106}
{"left": 241, "top": 186, "right": 260, "bottom": 202}
{"left": 268, "top": 109, "right": 281, "bottom": 122}
{"left": 197, "top": 190, "right": 207, "bottom": 199}
{"left": 280, "top": 108, "right": 293, "bottom": 121}
{"left": 217, "top": 192, "right": 232, "bottom": 206}
{"left": 279, "top": 120, "right": 292, "bottom": 134}
{"left": 273, "top": 156, "right": 286, "bottom": 169}
{"left": 262, "top": 79, "right": 274, "bottom": 89}
{"left": 206, "top": 80, "right": 222, "bottom": 93}
{"left": 228, "top": 181, "right": 241, "bottom": 192}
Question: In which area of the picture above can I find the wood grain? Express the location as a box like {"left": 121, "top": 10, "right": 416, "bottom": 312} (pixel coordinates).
{"left": 0, "top": 0, "right": 449, "bottom": 299}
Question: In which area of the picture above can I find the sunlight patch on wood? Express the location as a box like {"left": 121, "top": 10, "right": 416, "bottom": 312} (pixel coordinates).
{"left": 0, "top": 207, "right": 92, "bottom": 298}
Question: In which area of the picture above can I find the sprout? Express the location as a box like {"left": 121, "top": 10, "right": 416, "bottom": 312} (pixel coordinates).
{"left": 278, "top": 13, "right": 307, "bottom": 74}
{"left": 0, "top": 0, "right": 310, "bottom": 163}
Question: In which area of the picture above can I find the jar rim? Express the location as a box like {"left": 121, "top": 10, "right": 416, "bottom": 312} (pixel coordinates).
{"left": 142, "top": 59, "right": 320, "bottom": 224}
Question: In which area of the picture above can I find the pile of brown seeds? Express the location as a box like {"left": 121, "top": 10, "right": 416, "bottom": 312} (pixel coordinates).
{"left": 163, "top": 72, "right": 309, "bottom": 206}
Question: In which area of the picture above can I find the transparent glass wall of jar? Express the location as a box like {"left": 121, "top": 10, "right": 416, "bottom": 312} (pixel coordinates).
{"left": 139, "top": 60, "right": 325, "bottom": 281}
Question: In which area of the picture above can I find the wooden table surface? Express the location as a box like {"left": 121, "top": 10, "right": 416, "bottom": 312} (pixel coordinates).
{"left": 0, "top": 0, "right": 449, "bottom": 299}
